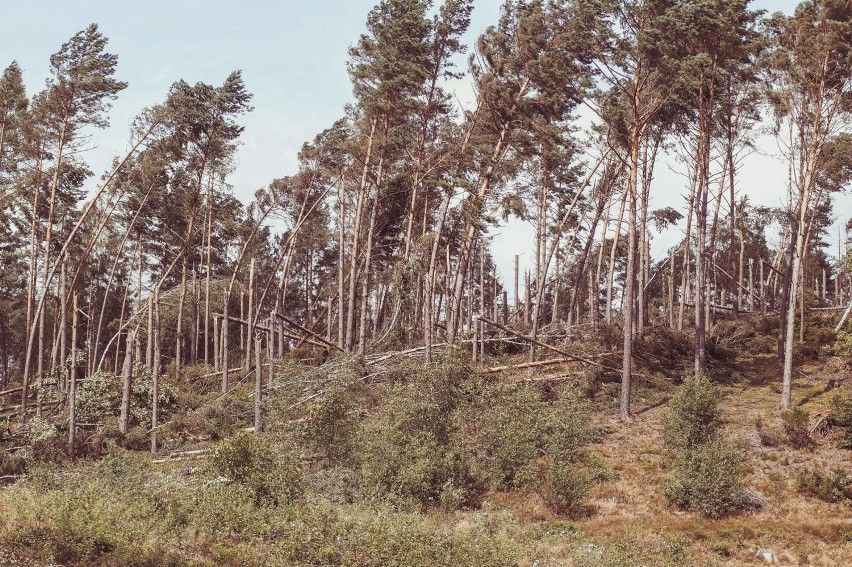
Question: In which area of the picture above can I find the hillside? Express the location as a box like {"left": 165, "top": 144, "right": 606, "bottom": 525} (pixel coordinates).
{"left": 1, "top": 315, "right": 851, "bottom": 567}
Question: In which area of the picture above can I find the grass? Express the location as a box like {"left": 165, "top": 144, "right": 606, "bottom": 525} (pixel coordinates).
{"left": 1, "top": 327, "right": 851, "bottom": 565}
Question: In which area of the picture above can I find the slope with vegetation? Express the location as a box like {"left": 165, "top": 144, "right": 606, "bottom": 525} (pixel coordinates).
{"left": 1, "top": 0, "right": 852, "bottom": 565}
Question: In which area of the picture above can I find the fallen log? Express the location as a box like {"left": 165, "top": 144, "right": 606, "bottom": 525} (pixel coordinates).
{"left": 194, "top": 367, "right": 245, "bottom": 381}
{"left": 0, "top": 386, "right": 23, "bottom": 397}
{"left": 213, "top": 313, "right": 271, "bottom": 331}
{"left": 275, "top": 312, "right": 343, "bottom": 352}
{"left": 483, "top": 357, "right": 576, "bottom": 374}
{"left": 478, "top": 317, "right": 614, "bottom": 369}
{"left": 151, "top": 448, "right": 209, "bottom": 465}
{"left": 835, "top": 300, "right": 852, "bottom": 332}
{"left": 809, "top": 414, "right": 832, "bottom": 437}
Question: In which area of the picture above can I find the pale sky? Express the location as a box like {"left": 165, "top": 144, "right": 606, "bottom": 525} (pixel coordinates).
{"left": 2, "top": 0, "right": 848, "bottom": 282}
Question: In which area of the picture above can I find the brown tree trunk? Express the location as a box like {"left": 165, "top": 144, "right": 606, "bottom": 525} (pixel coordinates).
{"left": 68, "top": 292, "right": 78, "bottom": 459}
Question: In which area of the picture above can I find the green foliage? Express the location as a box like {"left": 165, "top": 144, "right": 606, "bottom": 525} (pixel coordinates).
{"left": 831, "top": 392, "right": 852, "bottom": 449}
{"left": 781, "top": 407, "right": 814, "bottom": 449}
{"left": 23, "top": 417, "right": 64, "bottom": 462}
{"left": 661, "top": 375, "right": 721, "bottom": 450}
{"left": 662, "top": 376, "right": 745, "bottom": 518}
{"left": 457, "top": 381, "right": 591, "bottom": 494}
{"left": 207, "top": 432, "right": 304, "bottom": 507}
{"left": 539, "top": 458, "right": 592, "bottom": 516}
{"left": 355, "top": 360, "right": 480, "bottom": 509}
{"left": 796, "top": 467, "right": 852, "bottom": 505}
{"left": 300, "top": 383, "right": 360, "bottom": 464}
{"left": 74, "top": 365, "right": 177, "bottom": 430}
{"left": 830, "top": 331, "right": 852, "bottom": 357}
{"left": 355, "top": 353, "right": 597, "bottom": 513}
{"left": 0, "top": 464, "right": 517, "bottom": 566}
{"left": 0, "top": 450, "right": 26, "bottom": 477}
{"left": 663, "top": 439, "right": 745, "bottom": 519}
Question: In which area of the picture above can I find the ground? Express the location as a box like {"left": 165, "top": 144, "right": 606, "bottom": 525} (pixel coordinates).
{"left": 0, "top": 344, "right": 850, "bottom": 566}
{"left": 516, "top": 352, "right": 852, "bottom": 565}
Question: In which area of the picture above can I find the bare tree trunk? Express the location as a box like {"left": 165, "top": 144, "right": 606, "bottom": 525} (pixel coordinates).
{"left": 346, "top": 118, "right": 377, "bottom": 352}
{"left": 23, "top": 150, "right": 42, "bottom": 402}
{"left": 146, "top": 294, "right": 153, "bottom": 368}
{"left": 151, "top": 289, "right": 161, "bottom": 454}
{"left": 254, "top": 331, "right": 262, "bottom": 434}
{"left": 606, "top": 190, "right": 628, "bottom": 325}
{"left": 359, "top": 154, "right": 384, "bottom": 356}
{"left": 621, "top": 121, "right": 641, "bottom": 422}
{"left": 222, "top": 288, "right": 230, "bottom": 393}
{"left": 514, "top": 255, "right": 520, "bottom": 322}
{"left": 245, "top": 259, "right": 255, "bottom": 372}
{"left": 120, "top": 328, "right": 135, "bottom": 434}
{"left": 678, "top": 148, "right": 700, "bottom": 332}
{"left": 68, "top": 292, "right": 78, "bottom": 459}
{"left": 203, "top": 172, "right": 215, "bottom": 366}
{"left": 337, "top": 174, "right": 346, "bottom": 350}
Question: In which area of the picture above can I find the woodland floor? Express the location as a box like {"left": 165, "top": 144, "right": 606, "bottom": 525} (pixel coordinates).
{"left": 568, "top": 352, "right": 852, "bottom": 566}
{"left": 0, "top": 347, "right": 850, "bottom": 566}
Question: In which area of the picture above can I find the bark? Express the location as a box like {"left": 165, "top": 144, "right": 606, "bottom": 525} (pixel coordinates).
{"left": 120, "top": 328, "right": 135, "bottom": 434}
{"left": 151, "top": 289, "right": 161, "bottom": 454}
{"left": 606, "top": 190, "right": 628, "bottom": 325}
{"left": 621, "top": 120, "right": 641, "bottom": 422}
{"left": 68, "top": 293, "right": 78, "bottom": 459}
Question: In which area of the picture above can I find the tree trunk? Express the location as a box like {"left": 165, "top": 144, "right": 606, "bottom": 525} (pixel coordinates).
{"left": 120, "top": 328, "right": 135, "bottom": 434}
{"left": 621, "top": 121, "right": 641, "bottom": 422}
{"left": 151, "top": 289, "right": 161, "bottom": 454}
{"left": 68, "top": 292, "right": 78, "bottom": 459}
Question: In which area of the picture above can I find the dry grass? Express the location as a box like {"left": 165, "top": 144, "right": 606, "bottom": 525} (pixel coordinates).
{"left": 546, "top": 351, "right": 852, "bottom": 566}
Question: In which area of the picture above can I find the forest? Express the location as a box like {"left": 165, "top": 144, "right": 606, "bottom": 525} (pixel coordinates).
{"left": 1, "top": 0, "right": 851, "bottom": 565}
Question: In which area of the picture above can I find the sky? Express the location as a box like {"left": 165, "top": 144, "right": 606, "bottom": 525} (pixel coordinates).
{"left": 2, "top": 0, "right": 848, "bottom": 283}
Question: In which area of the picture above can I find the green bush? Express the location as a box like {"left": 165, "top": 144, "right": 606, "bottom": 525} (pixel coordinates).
{"left": 207, "top": 432, "right": 304, "bottom": 507}
{"left": 782, "top": 407, "right": 814, "bottom": 449}
{"left": 539, "top": 458, "right": 592, "bottom": 515}
{"left": 74, "top": 365, "right": 178, "bottom": 431}
{"left": 661, "top": 375, "right": 722, "bottom": 449}
{"left": 831, "top": 392, "right": 852, "bottom": 449}
{"left": 828, "top": 330, "right": 852, "bottom": 357}
{"left": 455, "top": 382, "right": 591, "bottom": 492}
{"left": 300, "top": 383, "right": 360, "bottom": 464}
{"left": 356, "top": 395, "right": 479, "bottom": 509}
{"left": 663, "top": 439, "right": 745, "bottom": 518}
{"left": 796, "top": 467, "right": 852, "bottom": 504}
{"left": 354, "top": 352, "right": 483, "bottom": 509}
{"left": 662, "top": 377, "right": 745, "bottom": 518}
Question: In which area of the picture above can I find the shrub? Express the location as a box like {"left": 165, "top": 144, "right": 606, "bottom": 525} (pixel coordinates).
{"left": 830, "top": 392, "right": 852, "bottom": 449}
{"left": 356, "top": 398, "right": 480, "bottom": 509}
{"left": 355, "top": 352, "right": 483, "bottom": 509}
{"left": 828, "top": 330, "right": 852, "bottom": 357}
{"left": 456, "top": 383, "right": 549, "bottom": 489}
{"left": 455, "top": 382, "right": 591, "bottom": 492}
{"left": 539, "top": 458, "right": 592, "bottom": 515}
{"left": 207, "top": 432, "right": 304, "bottom": 506}
{"left": 782, "top": 407, "right": 814, "bottom": 449}
{"left": 25, "top": 417, "right": 65, "bottom": 462}
{"left": 0, "top": 451, "right": 26, "bottom": 478}
{"left": 662, "top": 377, "right": 746, "bottom": 518}
{"left": 663, "top": 439, "right": 745, "bottom": 518}
{"left": 300, "top": 383, "right": 360, "bottom": 464}
{"left": 73, "top": 365, "right": 178, "bottom": 431}
{"left": 796, "top": 467, "right": 852, "bottom": 504}
{"left": 661, "top": 375, "right": 721, "bottom": 450}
